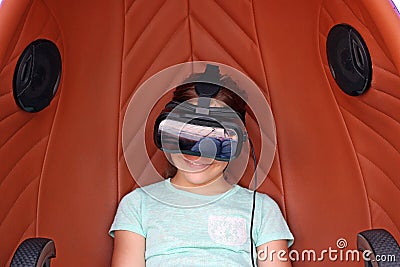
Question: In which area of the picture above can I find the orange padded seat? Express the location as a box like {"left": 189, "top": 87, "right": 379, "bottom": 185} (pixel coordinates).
{"left": 0, "top": 0, "right": 399, "bottom": 266}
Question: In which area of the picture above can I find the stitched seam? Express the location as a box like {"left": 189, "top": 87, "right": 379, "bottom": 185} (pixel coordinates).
{"left": 213, "top": 0, "right": 257, "bottom": 45}
{"left": 34, "top": 0, "right": 65, "bottom": 236}
{"left": 369, "top": 197, "right": 400, "bottom": 232}
{"left": 189, "top": 12, "right": 243, "bottom": 69}
{"left": 117, "top": 0, "right": 129, "bottom": 199}
{"left": 250, "top": 0, "right": 285, "bottom": 214}
{"left": 0, "top": 115, "right": 35, "bottom": 148}
{"left": 121, "top": 16, "right": 187, "bottom": 111}
{"left": 0, "top": 136, "right": 47, "bottom": 189}
{"left": 321, "top": 5, "right": 335, "bottom": 23}
{"left": 123, "top": 0, "right": 168, "bottom": 61}
{"left": 0, "top": 176, "right": 39, "bottom": 226}
{"left": 356, "top": 95, "right": 400, "bottom": 126}
{"left": 0, "top": 109, "right": 20, "bottom": 123}
{"left": 358, "top": 153, "right": 400, "bottom": 193}
{"left": 187, "top": 0, "right": 193, "bottom": 61}
{"left": 340, "top": 105, "right": 400, "bottom": 154}
{"left": 374, "top": 64, "right": 400, "bottom": 80}
{"left": 370, "top": 85, "right": 400, "bottom": 102}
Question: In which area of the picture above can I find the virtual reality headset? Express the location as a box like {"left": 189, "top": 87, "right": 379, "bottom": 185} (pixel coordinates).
{"left": 153, "top": 64, "right": 248, "bottom": 162}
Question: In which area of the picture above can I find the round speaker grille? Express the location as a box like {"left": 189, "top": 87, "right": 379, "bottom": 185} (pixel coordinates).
{"left": 326, "top": 24, "right": 372, "bottom": 96}
{"left": 13, "top": 39, "right": 61, "bottom": 112}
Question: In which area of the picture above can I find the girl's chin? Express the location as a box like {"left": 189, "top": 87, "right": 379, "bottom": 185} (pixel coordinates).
{"left": 178, "top": 173, "right": 219, "bottom": 187}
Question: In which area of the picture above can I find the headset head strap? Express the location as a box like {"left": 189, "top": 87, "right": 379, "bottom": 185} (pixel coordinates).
{"left": 194, "top": 64, "right": 221, "bottom": 114}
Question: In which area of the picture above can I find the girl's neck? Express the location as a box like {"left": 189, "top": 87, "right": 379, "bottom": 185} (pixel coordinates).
{"left": 170, "top": 171, "right": 233, "bottom": 196}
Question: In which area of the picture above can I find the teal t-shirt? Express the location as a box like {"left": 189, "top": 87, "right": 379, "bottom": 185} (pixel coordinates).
{"left": 109, "top": 179, "right": 294, "bottom": 266}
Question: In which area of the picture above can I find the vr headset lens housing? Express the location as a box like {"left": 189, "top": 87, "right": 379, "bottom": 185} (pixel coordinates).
{"left": 154, "top": 99, "right": 247, "bottom": 162}
{"left": 157, "top": 118, "right": 241, "bottom": 161}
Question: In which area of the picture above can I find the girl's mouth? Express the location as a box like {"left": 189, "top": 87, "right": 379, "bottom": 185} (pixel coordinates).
{"left": 182, "top": 157, "right": 213, "bottom": 170}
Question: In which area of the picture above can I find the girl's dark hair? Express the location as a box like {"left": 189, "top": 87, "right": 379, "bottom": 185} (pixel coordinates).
{"left": 163, "top": 73, "right": 247, "bottom": 178}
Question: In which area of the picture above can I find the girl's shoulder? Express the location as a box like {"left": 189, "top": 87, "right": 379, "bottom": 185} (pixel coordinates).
{"left": 233, "top": 185, "right": 281, "bottom": 209}
{"left": 121, "top": 179, "right": 166, "bottom": 200}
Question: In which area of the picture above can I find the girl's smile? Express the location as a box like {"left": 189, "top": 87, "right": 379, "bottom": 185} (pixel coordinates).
{"left": 169, "top": 153, "right": 231, "bottom": 194}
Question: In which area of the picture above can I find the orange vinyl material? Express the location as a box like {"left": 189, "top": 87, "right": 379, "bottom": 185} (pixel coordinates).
{"left": 0, "top": 0, "right": 64, "bottom": 265}
{"left": 0, "top": 0, "right": 399, "bottom": 266}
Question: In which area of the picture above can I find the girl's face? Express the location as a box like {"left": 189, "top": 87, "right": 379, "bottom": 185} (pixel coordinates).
{"left": 169, "top": 98, "right": 230, "bottom": 189}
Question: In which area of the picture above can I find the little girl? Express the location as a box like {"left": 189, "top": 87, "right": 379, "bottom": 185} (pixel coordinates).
{"left": 109, "top": 72, "right": 294, "bottom": 266}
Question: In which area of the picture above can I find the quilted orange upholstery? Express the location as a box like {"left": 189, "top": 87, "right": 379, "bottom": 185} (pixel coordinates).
{"left": 0, "top": 0, "right": 399, "bottom": 266}
{"left": 319, "top": 0, "right": 400, "bottom": 245}
{"left": 0, "top": 0, "right": 63, "bottom": 265}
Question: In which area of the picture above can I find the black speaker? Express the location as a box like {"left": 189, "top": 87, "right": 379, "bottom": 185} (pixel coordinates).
{"left": 326, "top": 24, "right": 372, "bottom": 96}
{"left": 13, "top": 39, "right": 61, "bottom": 112}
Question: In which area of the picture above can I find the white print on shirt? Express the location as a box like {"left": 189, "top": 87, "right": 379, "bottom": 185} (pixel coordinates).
{"left": 208, "top": 215, "right": 247, "bottom": 246}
